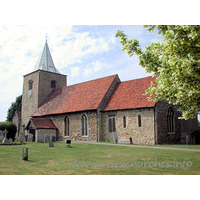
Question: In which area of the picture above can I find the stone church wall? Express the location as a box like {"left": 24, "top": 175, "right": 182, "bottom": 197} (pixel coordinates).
{"left": 51, "top": 110, "right": 98, "bottom": 141}
{"left": 155, "top": 100, "right": 198, "bottom": 144}
{"left": 100, "top": 108, "right": 155, "bottom": 145}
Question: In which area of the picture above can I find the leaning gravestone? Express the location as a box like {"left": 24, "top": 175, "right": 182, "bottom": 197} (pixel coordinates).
{"left": 45, "top": 134, "right": 50, "bottom": 142}
{"left": 19, "top": 132, "right": 25, "bottom": 143}
{"left": 28, "top": 134, "right": 33, "bottom": 142}
{"left": 2, "top": 138, "right": 9, "bottom": 144}
{"left": 51, "top": 134, "right": 56, "bottom": 142}
{"left": 37, "top": 131, "right": 43, "bottom": 143}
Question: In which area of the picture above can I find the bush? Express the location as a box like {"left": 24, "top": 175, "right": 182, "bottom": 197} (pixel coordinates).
{"left": 0, "top": 122, "right": 17, "bottom": 141}
{"left": 191, "top": 128, "right": 200, "bottom": 144}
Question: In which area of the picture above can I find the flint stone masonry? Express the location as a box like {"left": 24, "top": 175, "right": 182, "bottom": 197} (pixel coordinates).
{"left": 28, "top": 134, "right": 33, "bottom": 142}
{"left": 101, "top": 108, "right": 155, "bottom": 145}
{"left": 37, "top": 131, "right": 43, "bottom": 142}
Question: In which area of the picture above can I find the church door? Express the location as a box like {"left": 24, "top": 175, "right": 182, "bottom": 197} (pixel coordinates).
{"left": 30, "top": 129, "right": 36, "bottom": 142}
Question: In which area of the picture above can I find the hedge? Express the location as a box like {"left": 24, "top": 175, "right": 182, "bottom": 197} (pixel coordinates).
{"left": 0, "top": 122, "right": 17, "bottom": 141}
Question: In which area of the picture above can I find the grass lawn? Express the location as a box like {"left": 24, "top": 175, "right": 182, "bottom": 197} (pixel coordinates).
{"left": 0, "top": 141, "right": 200, "bottom": 175}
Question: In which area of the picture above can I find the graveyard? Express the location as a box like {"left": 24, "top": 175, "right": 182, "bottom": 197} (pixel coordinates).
{"left": 0, "top": 141, "right": 200, "bottom": 175}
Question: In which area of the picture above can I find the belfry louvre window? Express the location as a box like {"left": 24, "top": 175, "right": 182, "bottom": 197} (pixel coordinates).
{"left": 64, "top": 116, "right": 69, "bottom": 136}
{"left": 28, "top": 80, "right": 33, "bottom": 90}
{"left": 167, "top": 107, "right": 174, "bottom": 133}
{"left": 108, "top": 115, "right": 116, "bottom": 133}
{"left": 51, "top": 80, "right": 56, "bottom": 89}
{"left": 82, "top": 114, "right": 88, "bottom": 136}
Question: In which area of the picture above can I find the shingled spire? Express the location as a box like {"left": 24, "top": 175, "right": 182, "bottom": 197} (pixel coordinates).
{"left": 33, "top": 40, "right": 60, "bottom": 74}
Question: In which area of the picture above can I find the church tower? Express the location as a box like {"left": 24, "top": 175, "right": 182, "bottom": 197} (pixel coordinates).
{"left": 21, "top": 40, "right": 67, "bottom": 131}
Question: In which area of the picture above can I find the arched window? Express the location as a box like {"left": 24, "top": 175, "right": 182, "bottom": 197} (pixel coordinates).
{"left": 108, "top": 115, "right": 116, "bottom": 133}
{"left": 28, "top": 80, "right": 33, "bottom": 90}
{"left": 123, "top": 116, "right": 126, "bottom": 128}
{"left": 64, "top": 116, "right": 69, "bottom": 136}
{"left": 82, "top": 114, "right": 88, "bottom": 136}
{"left": 51, "top": 80, "right": 56, "bottom": 89}
{"left": 167, "top": 107, "right": 174, "bottom": 133}
{"left": 138, "top": 115, "right": 141, "bottom": 127}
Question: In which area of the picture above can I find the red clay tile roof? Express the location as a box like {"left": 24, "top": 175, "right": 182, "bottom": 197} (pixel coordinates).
{"left": 103, "top": 76, "right": 156, "bottom": 111}
{"left": 32, "top": 75, "right": 118, "bottom": 116}
{"left": 31, "top": 118, "right": 57, "bottom": 129}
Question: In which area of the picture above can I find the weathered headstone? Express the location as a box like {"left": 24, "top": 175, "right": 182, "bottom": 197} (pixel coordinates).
{"left": 51, "top": 134, "right": 56, "bottom": 142}
{"left": 112, "top": 132, "right": 118, "bottom": 143}
{"left": 28, "top": 134, "right": 33, "bottom": 142}
{"left": 22, "top": 148, "right": 28, "bottom": 160}
{"left": 2, "top": 138, "right": 9, "bottom": 144}
{"left": 0, "top": 136, "right": 4, "bottom": 142}
{"left": 118, "top": 139, "right": 130, "bottom": 144}
{"left": 45, "top": 134, "right": 50, "bottom": 142}
{"left": 3, "top": 129, "right": 8, "bottom": 139}
{"left": 186, "top": 135, "right": 189, "bottom": 145}
{"left": 0, "top": 130, "right": 3, "bottom": 136}
{"left": 19, "top": 132, "right": 25, "bottom": 143}
{"left": 37, "top": 131, "right": 43, "bottom": 143}
{"left": 48, "top": 142, "right": 54, "bottom": 147}
{"left": 8, "top": 138, "right": 13, "bottom": 143}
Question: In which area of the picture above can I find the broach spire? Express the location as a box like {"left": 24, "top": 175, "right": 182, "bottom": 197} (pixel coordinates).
{"left": 33, "top": 39, "right": 60, "bottom": 74}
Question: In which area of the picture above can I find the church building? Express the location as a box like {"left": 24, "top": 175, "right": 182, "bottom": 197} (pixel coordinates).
{"left": 20, "top": 40, "right": 198, "bottom": 144}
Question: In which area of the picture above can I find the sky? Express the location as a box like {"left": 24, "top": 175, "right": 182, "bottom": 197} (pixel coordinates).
{"left": 0, "top": 25, "right": 163, "bottom": 121}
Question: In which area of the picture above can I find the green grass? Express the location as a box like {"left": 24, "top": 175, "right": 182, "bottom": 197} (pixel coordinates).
{"left": 0, "top": 141, "right": 200, "bottom": 175}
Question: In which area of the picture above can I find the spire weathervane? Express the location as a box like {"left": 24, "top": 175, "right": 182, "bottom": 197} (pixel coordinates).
{"left": 45, "top": 34, "right": 49, "bottom": 43}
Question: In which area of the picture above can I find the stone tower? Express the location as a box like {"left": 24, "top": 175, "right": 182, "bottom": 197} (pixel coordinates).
{"left": 21, "top": 40, "right": 67, "bottom": 131}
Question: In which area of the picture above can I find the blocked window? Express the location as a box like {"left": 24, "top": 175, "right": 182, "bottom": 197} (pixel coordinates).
{"left": 108, "top": 115, "right": 116, "bottom": 133}
{"left": 64, "top": 116, "right": 69, "bottom": 136}
{"left": 82, "top": 114, "right": 88, "bottom": 136}
{"left": 167, "top": 107, "right": 174, "bottom": 133}
{"left": 28, "top": 80, "right": 33, "bottom": 90}
{"left": 138, "top": 115, "right": 141, "bottom": 127}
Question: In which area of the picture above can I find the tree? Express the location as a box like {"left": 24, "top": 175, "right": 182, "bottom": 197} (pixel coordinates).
{"left": 116, "top": 25, "right": 200, "bottom": 120}
{"left": 0, "top": 122, "right": 17, "bottom": 141}
{"left": 6, "top": 95, "right": 22, "bottom": 122}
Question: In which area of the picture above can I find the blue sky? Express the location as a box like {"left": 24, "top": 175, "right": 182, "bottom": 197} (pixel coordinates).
{"left": 0, "top": 25, "right": 164, "bottom": 121}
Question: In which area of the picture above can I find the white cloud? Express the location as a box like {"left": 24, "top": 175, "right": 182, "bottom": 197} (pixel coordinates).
{"left": 70, "top": 67, "right": 80, "bottom": 78}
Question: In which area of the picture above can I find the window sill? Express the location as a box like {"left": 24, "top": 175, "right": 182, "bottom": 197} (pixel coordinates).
{"left": 168, "top": 132, "right": 175, "bottom": 135}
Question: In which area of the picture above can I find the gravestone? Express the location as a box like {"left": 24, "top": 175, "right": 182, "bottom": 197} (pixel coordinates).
{"left": 19, "top": 132, "right": 25, "bottom": 143}
{"left": 66, "top": 139, "right": 71, "bottom": 148}
{"left": 48, "top": 143, "right": 54, "bottom": 147}
{"left": 186, "top": 135, "right": 189, "bottom": 145}
{"left": 118, "top": 139, "right": 130, "bottom": 144}
{"left": 8, "top": 138, "right": 13, "bottom": 143}
{"left": 2, "top": 138, "right": 9, "bottom": 143}
{"left": 37, "top": 131, "right": 43, "bottom": 143}
{"left": 28, "top": 134, "right": 33, "bottom": 142}
{"left": 0, "top": 130, "right": 3, "bottom": 136}
{"left": 51, "top": 134, "right": 56, "bottom": 142}
{"left": 0, "top": 136, "right": 4, "bottom": 142}
{"left": 45, "top": 134, "right": 50, "bottom": 142}
{"left": 112, "top": 132, "right": 118, "bottom": 143}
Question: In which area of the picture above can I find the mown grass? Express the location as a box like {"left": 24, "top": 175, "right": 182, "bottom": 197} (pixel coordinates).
{"left": 0, "top": 141, "right": 200, "bottom": 175}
